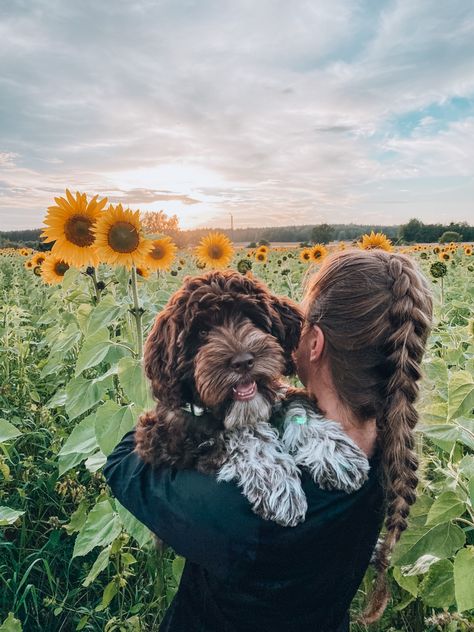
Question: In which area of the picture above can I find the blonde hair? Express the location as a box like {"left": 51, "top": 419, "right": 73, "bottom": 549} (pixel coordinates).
{"left": 303, "top": 249, "right": 433, "bottom": 622}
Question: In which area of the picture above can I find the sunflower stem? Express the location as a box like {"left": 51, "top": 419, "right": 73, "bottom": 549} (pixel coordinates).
{"left": 91, "top": 267, "right": 102, "bottom": 303}
{"left": 130, "top": 265, "right": 144, "bottom": 358}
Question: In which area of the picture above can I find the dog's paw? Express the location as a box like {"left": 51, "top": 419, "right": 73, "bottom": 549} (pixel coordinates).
{"left": 217, "top": 425, "right": 307, "bottom": 526}
{"left": 291, "top": 420, "right": 370, "bottom": 493}
{"left": 253, "top": 454, "right": 308, "bottom": 527}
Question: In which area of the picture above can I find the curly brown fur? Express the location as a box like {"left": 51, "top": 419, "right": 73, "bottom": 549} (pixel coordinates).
{"left": 135, "top": 270, "right": 304, "bottom": 473}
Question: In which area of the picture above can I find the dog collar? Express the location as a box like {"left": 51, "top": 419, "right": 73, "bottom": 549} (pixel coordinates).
{"left": 181, "top": 403, "right": 208, "bottom": 417}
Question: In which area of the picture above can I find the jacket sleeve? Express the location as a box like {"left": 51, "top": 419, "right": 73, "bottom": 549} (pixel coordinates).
{"left": 103, "top": 430, "right": 259, "bottom": 579}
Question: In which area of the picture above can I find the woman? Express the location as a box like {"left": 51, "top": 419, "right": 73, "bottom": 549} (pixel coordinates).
{"left": 104, "top": 249, "right": 433, "bottom": 631}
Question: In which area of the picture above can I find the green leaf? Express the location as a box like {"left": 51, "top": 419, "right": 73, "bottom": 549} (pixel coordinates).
{"left": 84, "top": 450, "right": 107, "bottom": 473}
{"left": 95, "top": 401, "right": 135, "bottom": 456}
{"left": 0, "top": 419, "right": 21, "bottom": 443}
{"left": 420, "top": 420, "right": 474, "bottom": 451}
{"left": 61, "top": 266, "right": 81, "bottom": 291}
{"left": 96, "top": 580, "right": 118, "bottom": 611}
{"left": 425, "top": 491, "right": 466, "bottom": 526}
{"left": 454, "top": 547, "right": 474, "bottom": 612}
{"left": 73, "top": 499, "right": 122, "bottom": 558}
{"left": 0, "top": 506, "right": 25, "bottom": 526}
{"left": 58, "top": 412, "right": 98, "bottom": 456}
{"left": 117, "top": 357, "right": 154, "bottom": 412}
{"left": 86, "top": 294, "right": 125, "bottom": 334}
{"left": 63, "top": 500, "right": 89, "bottom": 535}
{"left": 0, "top": 612, "right": 22, "bottom": 632}
{"left": 58, "top": 451, "right": 90, "bottom": 477}
{"left": 408, "top": 494, "right": 433, "bottom": 527}
{"left": 82, "top": 546, "right": 111, "bottom": 587}
{"left": 459, "top": 455, "right": 474, "bottom": 479}
{"left": 65, "top": 374, "right": 113, "bottom": 421}
{"left": 392, "top": 522, "right": 466, "bottom": 566}
{"left": 75, "top": 328, "right": 112, "bottom": 376}
{"left": 172, "top": 556, "right": 185, "bottom": 584}
{"left": 418, "top": 559, "right": 455, "bottom": 608}
{"left": 116, "top": 501, "right": 153, "bottom": 548}
{"left": 424, "top": 359, "right": 448, "bottom": 400}
{"left": 448, "top": 370, "right": 474, "bottom": 420}
{"left": 392, "top": 567, "right": 419, "bottom": 597}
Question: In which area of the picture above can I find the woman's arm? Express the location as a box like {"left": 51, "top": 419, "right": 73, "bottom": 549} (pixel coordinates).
{"left": 103, "top": 430, "right": 259, "bottom": 579}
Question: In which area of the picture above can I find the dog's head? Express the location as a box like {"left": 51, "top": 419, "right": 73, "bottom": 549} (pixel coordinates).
{"left": 144, "top": 270, "right": 303, "bottom": 424}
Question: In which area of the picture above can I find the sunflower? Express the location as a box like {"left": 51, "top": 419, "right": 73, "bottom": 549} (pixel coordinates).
{"left": 136, "top": 266, "right": 151, "bottom": 279}
{"left": 41, "top": 190, "right": 107, "bottom": 267}
{"left": 310, "top": 244, "right": 328, "bottom": 263}
{"left": 257, "top": 245, "right": 269, "bottom": 255}
{"left": 19, "top": 248, "right": 31, "bottom": 256}
{"left": 24, "top": 258, "right": 34, "bottom": 270}
{"left": 255, "top": 251, "right": 267, "bottom": 263}
{"left": 439, "top": 251, "right": 451, "bottom": 262}
{"left": 359, "top": 231, "right": 393, "bottom": 251}
{"left": 41, "top": 254, "right": 70, "bottom": 285}
{"left": 144, "top": 236, "right": 177, "bottom": 271}
{"left": 433, "top": 246, "right": 440, "bottom": 254}
{"left": 338, "top": 242, "right": 346, "bottom": 250}
{"left": 300, "top": 248, "right": 312, "bottom": 263}
{"left": 31, "top": 252, "right": 46, "bottom": 267}
{"left": 93, "top": 204, "right": 152, "bottom": 268}
{"left": 195, "top": 232, "right": 234, "bottom": 269}
{"left": 464, "top": 246, "right": 472, "bottom": 256}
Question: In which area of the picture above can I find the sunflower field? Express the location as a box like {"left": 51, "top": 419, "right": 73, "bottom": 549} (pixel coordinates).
{"left": 0, "top": 192, "right": 473, "bottom": 632}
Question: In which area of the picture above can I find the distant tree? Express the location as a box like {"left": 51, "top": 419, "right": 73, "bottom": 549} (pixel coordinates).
{"left": 439, "top": 231, "right": 462, "bottom": 243}
{"left": 311, "top": 223, "right": 334, "bottom": 244}
{"left": 258, "top": 239, "right": 270, "bottom": 246}
{"left": 399, "top": 218, "right": 425, "bottom": 243}
{"left": 141, "top": 210, "right": 179, "bottom": 235}
{"left": 248, "top": 242, "right": 257, "bottom": 248}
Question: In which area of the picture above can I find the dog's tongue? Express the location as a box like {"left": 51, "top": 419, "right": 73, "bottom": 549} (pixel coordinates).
{"left": 232, "top": 381, "right": 257, "bottom": 401}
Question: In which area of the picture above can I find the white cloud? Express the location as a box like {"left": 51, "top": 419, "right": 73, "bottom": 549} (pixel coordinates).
{"left": 0, "top": 0, "right": 473, "bottom": 230}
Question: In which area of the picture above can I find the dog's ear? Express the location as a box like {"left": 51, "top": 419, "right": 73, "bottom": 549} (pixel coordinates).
{"left": 269, "top": 296, "right": 304, "bottom": 375}
{"left": 143, "top": 303, "right": 188, "bottom": 407}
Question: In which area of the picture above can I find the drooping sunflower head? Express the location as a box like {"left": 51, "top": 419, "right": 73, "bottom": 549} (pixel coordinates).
{"left": 255, "top": 251, "right": 267, "bottom": 263}
{"left": 92, "top": 204, "right": 152, "bottom": 269}
{"left": 41, "top": 254, "right": 71, "bottom": 285}
{"left": 300, "top": 248, "right": 312, "bottom": 263}
{"left": 439, "top": 251, "right": 451, "bottom": 262}
{"left": 136, "top": 266, "right": 151, "bottom": 279}
{"left": 41, "top": 189, "right": 107, "bottom": 267}
{"left": 311, "top": 243, "right": 328, "bottom": 263}
{"left": 195, "top": 232, "right": 234, "bottom": 269}
{"left": 145, "top": 236, "right": 177, "bottom": 271}
{"left": 359, "top": 231, "right": 393, "bottom": 252}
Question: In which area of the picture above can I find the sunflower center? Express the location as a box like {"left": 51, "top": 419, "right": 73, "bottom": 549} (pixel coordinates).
{"left": 151, "top": 245, "right": 165, "bottom": 260}
{"left": 108, "top": 221, "right": 140, "bottom": 253}
{"left": 54, "top": 261, "right": 70, "bottom": 276}
{"left": 64, "top": 215, "right": 95, "bottom": 247}
{"left": 313, "top": 251, "right": 321, "bottom": 258}
{"left": 208, "top": 245, "right": 223, "bottom": 259}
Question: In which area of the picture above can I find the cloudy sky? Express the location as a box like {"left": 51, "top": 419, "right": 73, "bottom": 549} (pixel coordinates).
{"left": 1, "top": 0, "right": 473, "bottom": 230}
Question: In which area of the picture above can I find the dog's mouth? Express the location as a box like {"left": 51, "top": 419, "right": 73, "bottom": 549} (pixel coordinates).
{"left": 232, "top": 380, "right": 257, "bottom": 402}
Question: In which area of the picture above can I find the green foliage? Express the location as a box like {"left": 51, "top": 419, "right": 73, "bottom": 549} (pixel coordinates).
{"left": 1, "top": 246, "right": 473, "bottom": 630}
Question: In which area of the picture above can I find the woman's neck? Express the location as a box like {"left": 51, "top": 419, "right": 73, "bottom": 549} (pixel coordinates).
{"left": 308, "top": 369, "right": 378, "bottom": 459}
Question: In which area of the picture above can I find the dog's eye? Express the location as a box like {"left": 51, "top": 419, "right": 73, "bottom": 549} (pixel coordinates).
{"left": 198, "top": 329, "right": 208, "bottom": 339}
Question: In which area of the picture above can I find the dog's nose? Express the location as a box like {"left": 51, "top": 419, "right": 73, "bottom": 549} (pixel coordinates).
{"left": 230, "top": 352, "right": 255, "bottom": 372}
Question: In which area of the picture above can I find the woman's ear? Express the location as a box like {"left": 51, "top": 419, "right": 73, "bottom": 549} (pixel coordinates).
{"left": 309, "top": 325, "right": 325, "bottom": 363}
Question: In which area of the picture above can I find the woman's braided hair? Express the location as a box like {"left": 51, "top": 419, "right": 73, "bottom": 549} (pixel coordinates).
{"left": 303, "top": 249, "right": 433, "bottom": 623}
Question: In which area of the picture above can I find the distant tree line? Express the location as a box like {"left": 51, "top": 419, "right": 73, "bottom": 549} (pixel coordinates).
{"left": 0, "top": 219, "right": 472, "bottom": 249}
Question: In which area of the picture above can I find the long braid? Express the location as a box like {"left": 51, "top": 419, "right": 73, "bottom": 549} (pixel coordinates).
{"left": 360, "top": 254, "right": 433, "bottom": 623}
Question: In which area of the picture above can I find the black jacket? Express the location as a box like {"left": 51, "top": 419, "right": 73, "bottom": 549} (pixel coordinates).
{"left": 104, "top": 430, "right": 385, "bottom": 632}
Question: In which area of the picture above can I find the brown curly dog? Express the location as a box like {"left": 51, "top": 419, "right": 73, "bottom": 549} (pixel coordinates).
{"left": 135, "top": 270, "right": 310, "bottom": 526}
